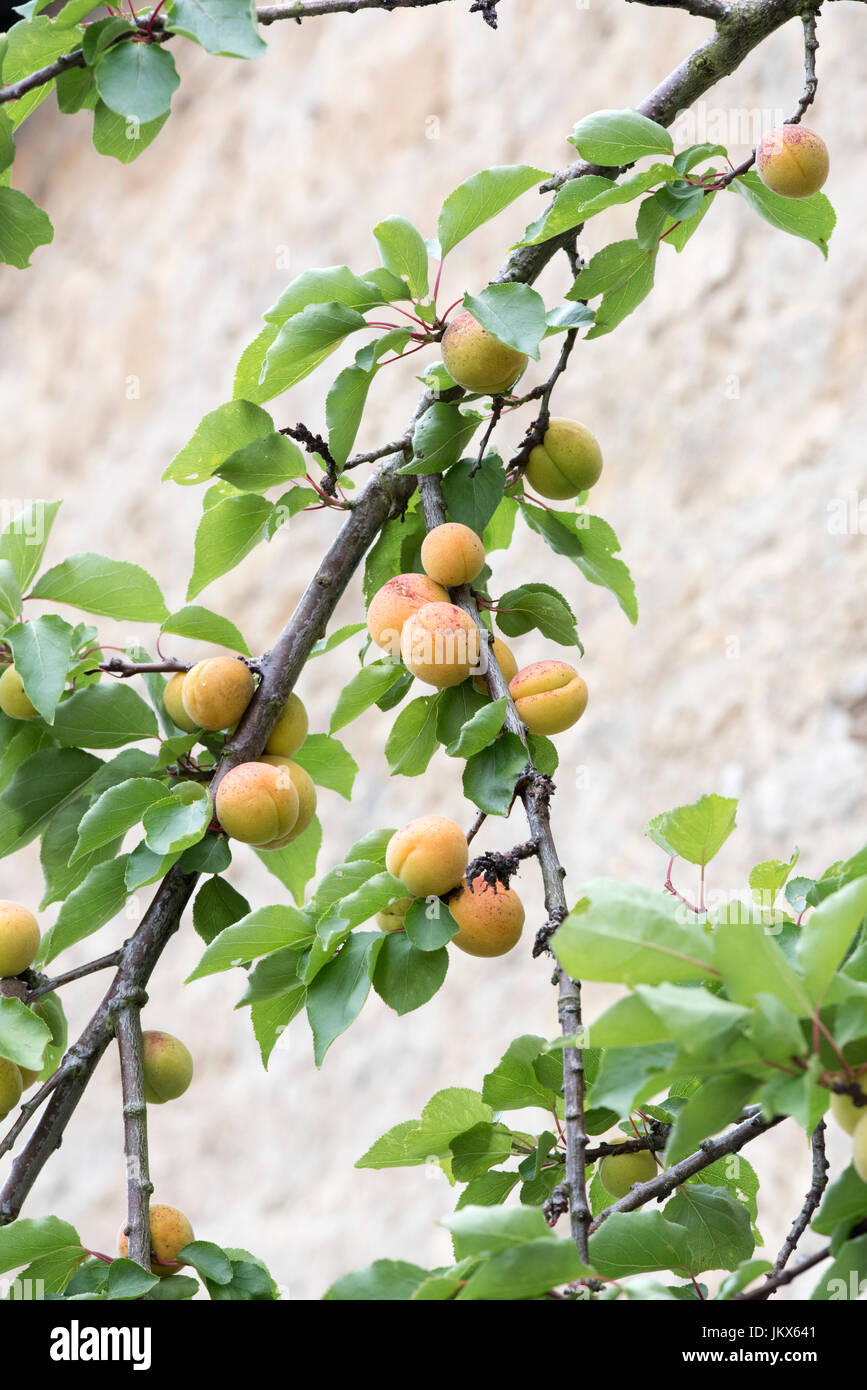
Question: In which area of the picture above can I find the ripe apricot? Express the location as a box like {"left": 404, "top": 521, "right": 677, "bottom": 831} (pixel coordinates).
{"left": 366, "top": 573, "right": 449, "bottom": 658}
{"left": 385, "top": 816, "right": 469, "bottom": 898}
{"left": 400, "top": 602, "right": 481, "bottom": 688}
{"left": 215, "top": 761, "right": 299, "bottom": 845}
{"left": 118, "top": 1203, "right": 194, "bottom": 1277}
{"left": 0, "top": 902, "right": 40, "bottom": 977}
{"left": 448, "top": 875, "right": 525, "bottom": 957}
{"left": 376, "top": 897, "right": 413, "bottom": 932}
{"left": 181, "top": 657, "right": 255, "bottom": 732}
{"left": 258, "top": 756, "right": 317, "bottom": 847}
{"left": 473, "top": 636, "right": 519, "bottom": 695}
{"left": 142, "top": 1031, "right": 194, "bottom": 1105}
{"left": 756, "top": 125, "right": 829, "bottom": 199}
{"left": 264, "top": 692, "right": 308, "bottom": 757}
{"left": 525, "top": 419, "right": 603, "bottom": 500}
{"left": 0, "top": 1057, "right": 23, "bottom": 1120}
{"left": 598, "top": 1137, "right": 658, "bottom": 1198}
{"left": 509, "top": 661, "right": 588, "bottom": 735}
{"left": 421, "top": 523, "right": 486, "bottom": 588}
{"left": 163, "top": 672, "right": 198, "bottom": 733}
{"left": 441, "top": 311, "right": 527, "bottom": 395}
{"left": 0, "top": 666, "right": 37, "bottom": 721}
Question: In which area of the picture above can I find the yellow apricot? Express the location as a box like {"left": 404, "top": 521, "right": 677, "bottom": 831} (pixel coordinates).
{"left": 473, "top": 637, "right": 519, "bottom": 695}
{"left": 386, "top": 816, "right": 469, "bottom": 898}
{"left": 400, "top": 602, "right": 481, "bottom": 688}
{"left": 0, "top": 902, "right": 40, "bottom": 977}
{"left": 510, "top": 660, "right": 588, "bottom": 735}
{"left": 756, "top": 125, "right": 829, "bottom": 199}
{"left": 181, "top": 657, "right": 255, "bottom": 732}
{"left": 18, "top": 1066, "right": 41, "bottom": 1090}
{"left": 142, "top": 1031, "right": 194, "bottom": 1105}
{"left": 215, "top": 761, "right": 299, "bottom": 845}
{"left": 525, "top": 418, "right": 603, "bottom": 500}
{"left": 854, "top": 1113, "right": 867, "bottom": 1184}
{"left": 830, "top": 1083, "right": 867, "bottom": 1135}
{"left": 598, "top": 1137, "right": 658, "bottom": 1198}
{"left": 421, "top": 523, "right": 486, "bottom": 588}
{"left": 0, "top": 666, "right": 37, "bottom": 721}
{"left": 366, "top": 573, "right": 449, "bottom": 658}
{"left": 376, "top": 897, "right": 413, "bottom": 933}
{"left": 257, "top": 756, "right": 317, "bottom": 847}
{"left": 118, "top": 1203, "right": 195, "bottom": 1277}
{"left": 0, "top": 1058, "right": 23, "bottom": 1120}
{"left": 163, "top": 672, "right": 198, "bottom": 733}
{"left": 448, "top": 875, "right": 525, "bottom": 958}
{"left": 441, "top": 311, "right": 527, "bottom": 395}
{"left": 264, "top": 692, "right": 308, "bottom": 758}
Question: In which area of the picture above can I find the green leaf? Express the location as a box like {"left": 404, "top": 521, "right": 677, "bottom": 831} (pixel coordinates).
{"left": 665, "top": 1074, "right": 758, "bottom": 1164}
{"left": 713, "top": 918, "right": 809, "bottom": 1015}
{"left": 255, "top": 817, "right": 322, "bottom": 905}
{"left": 457, "top": 1236, "right": 587, "bottom": 1299}
{"left": 72, "top": 777, "right": 170, "bottom": 862}
{"left": 373, "top": 934, "right": 448, "bottom": 1015}
{"left": 192, "top": 874, "right": 250, "bottom": 947}
{"left": 812, "top": 1163, "right": 867, "bottom": 1237}
{"left": 307, "top": 930, "right": 384, "bottom": 1065}
{"left": 236, "top": 946, "right": 303, "bottom": 1006}
{"left": 0, "top": 185, "right": 53, "bottom": 268}
{"left": 187, "top": 903, "right": 313, "bottom": 980}
{"left": 811, "top": 1233, "right": 867, "bottom": 1300}
{"left": 260, "top": 301, "right": 368, "bottom": 399}
{"left": 161, "top": 604, "right": 250, "bottom": 656}
{"left": 40, "top": 795, "right": 122, "bottom": 908}
{"left": 749, "top": 848, "right": 799, "bottom": 906}
{"left": 52, "top": 683, "right": 158, "bottom": 748}
{"left": 166, "top": 0, "right": 266, "bottom": 57}
{"left": 142, "top": 781, "right": 210, "bottom": 855}
{"left": 91, "top": 101, "right": 168, "bottom": 162}
{"left": 309, "top": 622, "right": 366, "bottom": 660}
{"left": 324, "top": 1260, "right": 429, "bottom": 1301}
{"left": 0, "top": 110, "right": 14, "bottom": 174}
{"left": 589, "top": 1043, "right": 677, "bottom": 1116}
{"left": 442, "top": 454, "right": 505, "bottom": 533}
{"left": 589, "top": 1209, "right": 692, "bottom": 1278}
{"left": 645, "top": 793, "right": 737, "bottom": 867}
{"left": 403, "top": 897, "right": 458, "bottom": 951}
{"left": 124, "top": 842, "right": 179, "bottom": 891}
{"left": 385, "top": 695, "right": 439, "bottom": 776}
{"left": 552, "top": 879, "right": 718, "bottom": 985}
{"left": 286, "top": 735, "right": 355, "bottom": 800}
{"left": 520, "top": 508, "right": 637, "bottom": 624}
{"left": 0, "top": 1216, "right": 84, "bottom": 1276}
{"left": 462, "top": 283, "right": 547, "bottom": 360}
{"left": 519, "top": 167, "right": 676, "bottom": 246}
{"left": 456, "top": 1172, "right": 519, "bottom": 1209}
{"left": 482, "top": 1034, "right": 561, "bottom": 1113}
{"left": 357, "top": 1088, "right": 492, "bottom": 1170}
{"left": 446, "top": 696, "right": 507, "bottom": 758}
{"left": 442, "top": 1203, "right": 550, "bottom": 1259}
{"left": 373, "top": 215, "right": 428, "bottom": 298}
{"left": 187, "top": 492, "right": 273, "bottom": 598}
{"left": 664, "top": 1185, "right": 754, "bottom": 1273}
{"left": 569, "top": 108, "right": 673, "bottom": 164}
{"left": 329, "top": 660, "right": 404, "bottom": 733}
{"left": 178, "top": 1240, "right": 233, "bottom": 1284}
{"left": 94, "top": 42, "right": 180, "bottom": 122}
{"left": 0, "top": 747, "right": 101, "bottom": 859}
{"left": 3, "top": 18, "right": 80, "bottom": 130}
{"left": 798, "top": 877, "right": 867, "bottom": 1004}
{"left": 462, "top": 730, "right": 527, "bottom": 815}
{"left": 81, "top": 16, "right": 134, "bottom": 63}
{"left": 403, "top": 403, "right": 480, "bottom": 475}
{"left": 40, "top": 855, "right": 130, "bottom": 964}
{"left": 250, "top": 983, "right": 307, "bottom": 1066}
{"left": 653, "top": 179, "right": 705, "bottom": 221}
{"left": 730, "top": 172, "right": 835, "bottom": 259}
{"left": 164, "top": 400, "right": 275, "bottom": 484}
{"left": 31, "top": 553, "right": 168, "bottom": 622}
{"left": 634, "top": 982, "right": 750, "bottom": 1060}
{"left": 434, "top": 682, "right": 487, "bottom": 747}
{"left": 5, "top": 615, "right": 74, "bottom": 722}
{"left": 437, "top": 165, "right": 549, "bottom": 257}
{"left": 567, "top": 238, "right": 657, "bottom": 338}
{"left": 0, "top": 996, "right": 52, "bottom": 1070}
{"left": 496, "top": 581, "right": 580, "bottom": 647}
{"left": 178, "top": 835, "right": 231, "bottom": 875}
{"left": 106, "top": 1259, "right": 159, "bottom": 1300}
{"left": 0, "top": 558, "right": 22, "bottom": 624}
{"left": 263, "top": 265, "right": 389, "bottom": 328}
{"left": 215, "top": 432, "right": 305, "bottom": 492}
{"left": 0, "top": 499, "right": 61, "bottom": 590}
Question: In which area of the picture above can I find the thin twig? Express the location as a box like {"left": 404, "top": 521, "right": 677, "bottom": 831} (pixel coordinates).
{"left": 770, "top": 1120, "right": 829, "bottom": 1276}
{"left": 625, "top": 0, "right": 732, "bottom": 19}
{"left": 27, "top": 951, "right": 123, "bottom": 1004}
{"left": 93, "top": 657, "right": 190, "bottom": 678}
{"left": 345, "top": 435, "right": 413, "bottom": 470}
{"left": 508, "top": 330, "right": 579, "bottom": 475}
{"left": 117, "top": 1007, "right": 153, "bottom": 1271}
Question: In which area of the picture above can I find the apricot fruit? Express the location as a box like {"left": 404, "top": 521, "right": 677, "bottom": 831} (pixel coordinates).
{"left": 181, "top": 657, "right": 255, "bottom": 732}
{"left": 448, "top": 875, "right": 525, "bottom": 957}
{"left": 376, "top": 897, "right": 413, "bottom": 933}
{"left": 525, "top": 418, "right": 603, "bottom": 500}
{"left": 510, "top": 661, "right": 588, "bottom": 735}
{"left": 18, "top": 1066, "right": 41, "bottom": 1090}
{"left": 0, "top": 902, "right": 40, "bottom": 978}
{"left": 441, "top": 311, "right": 527, "bottom": 396}
{"left": 215, "top": 761, "right": 299, "bottom": 845}
{"left": 163, "top": 672, "right": 198, "bottom": 733}
{"left": 141, "top": 1031, "right": 194, "bottom": 1105}
{"left": 118, "top": 1203, "right": 194, "bottom": 1277}
{"left": 421, "top": 523, "right": 486, "bottom": 588}
{"left": 0, "top": 666, "right": 37, "bottom": 721}
{"left": 829, "top": 1082, "right": 867, "bottom": 1135}
{"left": 385, "top": 816, "right": 469, "bottom": 898}
{"left": 598, "top": 1137, "right": 658, "bottom": 1198}
{"left": 264, "top": 692, "right": 308, "bottom": 758}
{"left": 854, "top": 1113, "right": 867, "bottom": 1184}
{"left": 473, "top": 636, "right": 519, "bottom": 695}
{"left": 400, "top": 602, "right": 481, "bottom": 688}
{"left": 0, "top": 1057, "right": 23, "bottom": 1120}
{"left": 756, "top": 125, "right": 829, "bottom": 199}
{"left": 258, "top": 756, "right": 317, "bottom": 846}
{"left": 366, "top": 573, "right": 449, "bottom": 658}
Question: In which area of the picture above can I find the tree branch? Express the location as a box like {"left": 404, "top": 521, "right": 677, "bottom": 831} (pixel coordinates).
{"left": 117, "top": 1007, "right": 153, "bottom": 1272}
{"left": 769, "top": 1119, "right": 829, "bottom": 1277}
{"left": 626, "top": 0, "right": 732, "bottom": 19}
{"left": 26, "top": 950, "right": 123, "bottom": 1004}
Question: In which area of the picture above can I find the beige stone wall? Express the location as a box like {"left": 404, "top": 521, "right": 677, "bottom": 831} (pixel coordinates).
{"left": 1, "top": 0, "right": 865, "bottom": 1298}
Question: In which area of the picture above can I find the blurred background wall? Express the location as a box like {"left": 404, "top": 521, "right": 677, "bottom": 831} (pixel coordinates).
{"left": 1, "top": 0, "right": 866, "bottom": 1298}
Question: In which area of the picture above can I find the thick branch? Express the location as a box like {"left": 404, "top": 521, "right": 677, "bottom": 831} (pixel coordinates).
{"left": 117, "top": 1007, "right": 153, "bottom": 1271}
{"left": 626, "top": 0, "right": 732, "bottom": 19}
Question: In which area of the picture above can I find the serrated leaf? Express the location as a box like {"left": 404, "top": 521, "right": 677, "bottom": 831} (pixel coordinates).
{"left": 462, "top": 283, "right": 546, "bottom": 360}
{"left": 91, "top": 101, "right": 167, "bottom": 162}
{"left": 329, "top": 660, "right": 404, "bottom": 733}
{"left": 142, "top": 781, "right": 210, "bottom": 855}
{"left": 462, "top": 730, "right": 527, "bottom": 815}
{"left": 442, "top": 454, "right": 505, "bottom": 533}
{"left": 72, "top": 777, "right": 169, "bottom": 862}
{"left": 166, "top": 0, "right": 265, "bottom": 57}
{"left": 730, "top": 171, "right": 835, "bottom": 259}
{"left": 254, "top": 817, "right": 322, "bottom": 906}
{"left": 645, "top": 793, "right": 737, "bottom": 867}
{"left": 403, "top": 403, "right": 480, "bottom": 475}
{"left": 187, "top": 493, "right": 273, "bottom": 598}
{"left": 357, "top": 1088, "right": 491, "bottom": 1170}
{"left": 0, "top": 996, "right": 52, "bottom": 1070}
{"left": 0, "top": 747, "right": 101, "bottom": 859}
{"left": 373, "top": 215, "right": 428, "bottom": 298}
{"left": 5, "top": 614, "right": 74, "bottom": 722}
{"left": 94, "top": 41, "right": 179, "bottom": 122}
{"left": 31, "top": 553, "right": 168, "bottom": 622}
{"left": 160, "top": 604, "right": 250, "bottom": 656}
{"left": 214, "top": 431, "right": 305, "bottom": 492}
{"left": 52, "top": 683, "right": 158, "bottom": 748}
{"left": 306, "top": 930, "right": 384, "bottom": 1065}
{"left": 445, "top": 696, "right": 507, "bottom": 758}
{"left": 569, "top": 108, "right": 673, "bottom": 163}
{"left": 567, "top": 238, "right": 657, "bottom": 338}
{"left": 496, "top": 581, "right": 580, "bottom": 646}
{"left": 187, "top": 903, "right": 313, "bottom": 980}
{"left": 373, "top": 933, "right": 448, "bottom": 1015}
{"left": 0, "top": 499, "right": 61, "bottom": 590}
{"left": 260, "top": 301, "right": 368, "bottom": 399}
{"left": 553, "top": 879, "right": 718, "bottom": 985}
{"left": 0, "top": 185, "right": 53, "bottom": 268}
{"left": 39, "top": 854, "right": 130, "bottom": 964}
{"left": 164, "top": 400, "right": 275, "bottom": 484}
{"left": 384, "top": 695, "right": 439, "bottom": 776}
{"left": 437, "top": 165, "right": 549, "bottom": 257}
